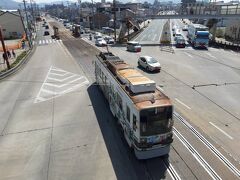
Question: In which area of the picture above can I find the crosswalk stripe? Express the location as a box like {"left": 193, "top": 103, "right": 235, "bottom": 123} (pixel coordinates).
{"left": 39, "top": 40, "right": 42, "bottom": 45}
{"left": 42, "top": 40, "right": 45, "bottom": 44}
{"left": 46, "top": 39, "right": 49, "bottom": 44}
{"left": 49, "top": 39, "right": 52, "bottom": 43}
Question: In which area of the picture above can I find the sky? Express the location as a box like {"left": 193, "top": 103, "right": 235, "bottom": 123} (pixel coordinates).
{"left": 14, "top": 0, "right": 105, "bottom": 3}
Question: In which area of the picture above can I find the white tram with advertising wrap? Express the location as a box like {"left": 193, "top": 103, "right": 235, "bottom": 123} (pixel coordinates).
{"left": 94, "top": 52, "right": 174, "bottom": 159}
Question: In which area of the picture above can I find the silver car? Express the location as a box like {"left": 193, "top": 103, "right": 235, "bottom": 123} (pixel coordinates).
{"left": 95, "top": 38, "right": 107, "bottom": 47}
{"left": 138, "top": 56, "right": 161, "bottom": 72}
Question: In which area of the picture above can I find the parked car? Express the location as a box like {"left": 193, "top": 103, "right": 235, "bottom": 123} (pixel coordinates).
{"left": 104, "top": 36, "right": 115, "bottom": 44}
{"left": 175, "top": 36, "right": 186, "bottom": 48}
{"left": 44, "top": 31, "right": 50, "bottom": 36}
{"left": 95, "top": 38, "right": 107, "bottom": 47}
{"left": 126, "top": 41, "right": 141, "bottom": 52}
{"left": 138, "top": 56, "right": 161, "bottom": 72}
{"left": 45, "top": 25, "right": 49, "bottom": 29}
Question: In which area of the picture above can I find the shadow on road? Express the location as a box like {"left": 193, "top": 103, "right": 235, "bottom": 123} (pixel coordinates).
{"left": 87, "top": 84, "right": 169, "bottom": 180}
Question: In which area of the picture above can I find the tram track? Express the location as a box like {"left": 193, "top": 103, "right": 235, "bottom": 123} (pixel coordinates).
{"left": 174, "top": 112, "right": 240, "bottom": 179}
{"left": 162, "top": 158, "right": 182, "bottom": 180}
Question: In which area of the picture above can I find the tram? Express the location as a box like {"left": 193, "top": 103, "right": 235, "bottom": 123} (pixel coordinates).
{"left": 94, "top": 52, "right": 174, "bottom": 159}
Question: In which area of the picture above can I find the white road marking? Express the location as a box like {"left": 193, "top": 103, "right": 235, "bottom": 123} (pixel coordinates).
{"left": 175, "top": 98, "right": 191, "bottom": 109}
{"left": 153, "top": 34, "right": 157, "bottom": 41}
{"left": 48, "top": 74, "right": 77, "bottom": 82}
{"left": 34, "top": 66, "right": 89, "bottom": 103}
{"left": 205, "top": 52, "right": 217, "bottom": 59}
{"left": 39, "top": 40, "right": 42, "bottom": 45}
{"left": 34, "top": 66, "right": 53, "bottom": 103}
{"left": 44, "top": 76, "right": 86, "bottom": 88}
{"left": 42, "top": 40, "right": 45, "bottom": 44}
{"left": 209, "top": 122, "right": 233, "bottom": 140}
{"left": 49, "top": 72, "right": 69, "bottom": 76}
{"left": 140, "top": 34, "right": 147, "bottom": 41}
{"left": 184, "top": 52, "right": 193, "bottom": 58}
{"left": 46, "top": 39, "right": 49, "bottom": 44}
{"left": 49, "top": 39, "right": 52, "bottom": 43}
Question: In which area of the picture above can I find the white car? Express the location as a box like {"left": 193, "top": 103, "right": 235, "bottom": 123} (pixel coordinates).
{"left": 138, "top": 56, "right": 161, "bottom": 72}
{"left": 95, "top": 38, "right": 107, "bottom": 47}
{"left": 182, "top": 25, "right": 188, "bottom": 31}
{"left": 104, "top": 36, "right": 115, "bottom": 44}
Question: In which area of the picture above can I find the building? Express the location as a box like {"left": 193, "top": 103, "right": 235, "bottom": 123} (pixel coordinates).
{"left": 225, "top": 19, "right": 240, "bottom": 42}
{"left": 0, "top": 10, "right": 25, "bottom": 39}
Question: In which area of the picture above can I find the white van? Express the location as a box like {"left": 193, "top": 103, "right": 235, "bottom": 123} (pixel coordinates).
{"left": 174, "top": 29, "right": 182, "bottom": 40}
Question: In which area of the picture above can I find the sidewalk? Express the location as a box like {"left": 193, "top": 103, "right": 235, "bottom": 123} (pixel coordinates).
{"left": 213, "top": 37, "right": 240, "bottom": 51}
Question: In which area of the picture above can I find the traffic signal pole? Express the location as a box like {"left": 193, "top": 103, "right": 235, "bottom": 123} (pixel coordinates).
{"left": 0, "top": 26, "right": 11, "bottom": 70}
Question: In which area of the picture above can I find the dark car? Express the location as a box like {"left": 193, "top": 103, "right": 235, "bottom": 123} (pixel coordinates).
{"left": 44, "top": 31, "right": 50, "bottom": 36}
{"left": 45, "top": 25, "right": 49, "bottom": 29}
{"left": 175, "top": 36, "right": 186, "bottom": 48}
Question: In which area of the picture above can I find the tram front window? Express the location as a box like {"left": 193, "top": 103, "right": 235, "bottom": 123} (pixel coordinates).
{"left": 140, "top": 106, "right": 173, "bottom": 136}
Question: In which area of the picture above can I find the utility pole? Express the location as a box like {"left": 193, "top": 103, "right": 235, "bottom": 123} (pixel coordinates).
{"left": 91, "top": 0, "right": 94, "bottom": 30}
{"left": 30, "top": 0, "right": 36, "bottom": 32}
{"left": 78, "top": 0, "right": 82, "bottom": 37}
{"left": 113, "top": 0, "right": 117, "bottom": 41}
{"left": 0, "top": 26, "right": 11, "bottom": 70}
{"left": 23, "top": 0, "right": 32, "bottom": 48}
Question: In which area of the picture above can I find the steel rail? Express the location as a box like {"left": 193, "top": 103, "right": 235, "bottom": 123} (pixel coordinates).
{"left": 174, "top": 112, "right": 240, "bottom": 178}
{"left": 163, "top": 158, "right": 182, "bottom": 180}
{"left": 173, "top": 127, "right": 222, "bottom": 180}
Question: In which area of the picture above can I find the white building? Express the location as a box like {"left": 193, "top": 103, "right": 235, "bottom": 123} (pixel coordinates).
{"left": 0, "top": 10, "right": 25, "bottom": 39}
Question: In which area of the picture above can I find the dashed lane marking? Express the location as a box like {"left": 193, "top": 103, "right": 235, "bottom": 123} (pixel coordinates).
{"left": 175, "top": 98, "right": 191, "bottom": 110}
{"left": 184, "top": 52, "right": 193, "bottom": 58}
{"left": 209, "top": 122, "right": 234, "bottom": 140}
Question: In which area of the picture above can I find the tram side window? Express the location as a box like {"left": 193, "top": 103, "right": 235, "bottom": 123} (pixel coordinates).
{"left": 126, "top": 106, "right": 130, "bottom": 122}
{"left": 116, "top": 93, "right": 122, "bottom": 110}
{"left": 133, "top": 114, "right": 137, "bottom": 131}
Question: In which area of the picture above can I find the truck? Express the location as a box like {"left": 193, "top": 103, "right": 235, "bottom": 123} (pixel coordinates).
{"left": 72, "top": 25, "right": 81, "bottom": 37}
{"left": 188, "top": 24, "right": 209, "bottom": 48}
{"left": 52, "top": 26, "right": 60, "bottom": 40}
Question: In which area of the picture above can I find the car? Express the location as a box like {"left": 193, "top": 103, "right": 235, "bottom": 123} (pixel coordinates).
{"left": 94, "top": 32, "right": 102, "bottom": 39}
{"left": 174, "top": 29, "right": 182, "bottom": 40}
{"left": 44, "top": 31, "right": 50, "bottom": 36}
{"left": 182, "top": 25, "right": 188, "bottom": 31}
{"left": 45, "top": 25, "right": 49, "bottom": 29}
{"left": 175, "top": 36, "right": 186, "bottom": 48}
{"left": 84, "top": 28, "right": 90, "bottom": 33}
{"left": 95, "top": 38, "right": 107, "bottom": 47}
{"left": 126, "top": 41, "right": 141, "bottom": 52}
{"left": 138, "top": 56, "right": 161, "bottom": 72}
{"left": 104, "top": 36, "right": 115, "bottom": 44}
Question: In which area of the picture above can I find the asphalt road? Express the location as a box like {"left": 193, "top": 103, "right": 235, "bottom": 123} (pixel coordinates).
{"left": 133, "top": 19, "right": 167, "bottom": 44}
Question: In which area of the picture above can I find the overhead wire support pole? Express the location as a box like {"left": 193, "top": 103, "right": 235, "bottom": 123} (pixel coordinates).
{"left": 0, "top": 26, "right": 11, "bottom": 70}
{"left": 23, "top": 0, "right": 32, "bottom": 48}
{"left": 113, "top": 0, "right": 117, "bottom": 42}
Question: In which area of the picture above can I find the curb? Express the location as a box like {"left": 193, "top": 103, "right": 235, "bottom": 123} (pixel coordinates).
{"left": 0, "top": 46, "right": 36, "bottom": 81}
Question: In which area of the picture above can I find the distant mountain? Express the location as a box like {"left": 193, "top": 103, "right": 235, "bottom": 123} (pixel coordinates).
{"left": 0, "top": 0, "right": 21, "bottom": 10}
